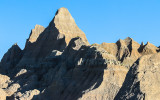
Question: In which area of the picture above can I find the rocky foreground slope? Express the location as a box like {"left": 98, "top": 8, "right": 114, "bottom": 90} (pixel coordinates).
{"left": 0, "top": 7, "right": 160, "bottom": 100}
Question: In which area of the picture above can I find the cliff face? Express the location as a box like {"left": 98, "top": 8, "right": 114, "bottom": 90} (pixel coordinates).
{"left": 0, "top": 7, "right": 160, "bottom": 100}
{"left": 18, "top": 7, "right": 89, "bottom": 66}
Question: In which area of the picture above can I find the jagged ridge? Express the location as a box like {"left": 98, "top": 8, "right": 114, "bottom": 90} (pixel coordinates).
{"left": 0, "top": 7, "right": 160, "bottom": 100}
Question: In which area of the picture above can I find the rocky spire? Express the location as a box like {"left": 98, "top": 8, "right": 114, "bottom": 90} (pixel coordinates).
{"left": 0, "top": 43, "right": 22, "bottom": 73}
{"left": 50, "top": 7, "right": 89, "bottom": 45}
{"left": 139, "top": 41, "right": 159, "bottom": 55}
{"left": 18, "top": 7, "right": 89, "bottom": 66}
{"left": 28, "top": 25, "right": 45, "bottom": 43}
{"left": 141, "top": 42, "right": 144, "bottom": 46}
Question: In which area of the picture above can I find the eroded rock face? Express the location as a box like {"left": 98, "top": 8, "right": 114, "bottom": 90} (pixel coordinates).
{"left": 116, "top": 37, "right": 141, "bottom": 67}
{"left": 0, "top": 88, "right": 7, "bottom": 100}
{"left": 1, "top": 7, "right": 160, "bottom": 100}
{"left": 26, "top": 25, "right": 45, "bottom": 44}
{"left": 32, "top": 37, "right": 126, "bottom": 100}
{"left": 96, "top": 37, "right": 160, "bottom": 68}
{"left": 0, "top": 74, "right": 10, "bottom": 88}
{"left": 115, "top": 53, "right": 160, "bottom": 100}
{"left": 139, "top": 42, "right": 159, "bottom": 55}
{"left": 54, "top": 7, "right": 89, "bottom": 45}
{"left": 18, "top": 7, "right": 89, "bottom": 66}
{"left": 5, "top": 83, "right": 20, "bottom": 96}
{"left": 17, "top": 89, "right": 40, "bottom": 100}
{"left": 0, "top": 43, "right": 22, "bottom": 74}
{"left": 79, "top": 64, "right": 128, "bottom": 100}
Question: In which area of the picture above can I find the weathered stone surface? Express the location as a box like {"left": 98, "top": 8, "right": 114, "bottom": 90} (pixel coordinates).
{"left": 79, "top": 65, "right": 128, "bottom": 100}
{"left": 28, "top": 25, "right": 45, "bottom": 43}
{"left": 0, "top": 74, "right": 10, "bottom": 88}
{"left": 0, "top": 43, "right": 22, "bottom": 73}
{"left": 18, "top": 7, "right": 89, "bottom": 66}
{"left": 115, "top": 53, "right": 160, "bottom": 100}
{"left": 33, "top": 37, "right": 126, "bottom": 100}
{"left": 1, "top": 7, "right": 160, "bottom": 100}
{"left": 17, "top": 89, "right": 40, "bottom": 100}
{"left": 26, "top": 25, "right": 45, "bottom": 45}
{"left": 95, "top": 37, "right": 141, "bottom": 67}
{"left": 139, "top": 42, "right": 159, "bottom": 55}
{"left": 54, "top": 7, "right": 89, "bottom": 45}
{"left": 5, "top": 83, "right": 20, "bottom": 96}
{"left": 116, "top": 37, "right": 141, "bottom": 67}
{"left": 15, "top": 69, "right": 27, "bottom": 77}
{"left": 0, "top": 88, "right": 7, "bottom": 100}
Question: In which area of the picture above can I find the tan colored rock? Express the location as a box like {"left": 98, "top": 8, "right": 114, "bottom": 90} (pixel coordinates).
{"left": 2, "top": 7, "right": 160, "bottom": 100}
{"left": 139, "top": 42, "right": 159, "bottom": 55}
{"left": 34, "top": 37, "right": 126, "bottom": 100}
{"left": 120, "top": 37, "right": 141, "bottom": 66}
{"left": 15, "top": 69, "right": 27, "bottom": 77}
{"left": 80, "top": 65, "right": 128, "bottom": 100}
{"left": 18, "top": 7, "right": 89, "bottom": 66}
{"left": 0, "top": 74, "right": 10, "bottom": 88}
{"left": 54, "top": 7, "right": 89, "bottom": 45}
{"left": 94, "top": 42, "right": 118, "bottom": 57}
{"left": 115, "top": 53, "right": 160, "bottom": 100}
{"left": 5, "top": 83, "right": 20, "bottom": 96}
{"left": 27, "top": 25, "right": 45, "bottom": 43}
{"left": 0, "top": 88, "right": 7, "bottom": 100}
{"left": 98, "top": 37, "right": 141, "bottom": 67}
{"left": 18, "top": 89, "right": 40, "bottom": 100}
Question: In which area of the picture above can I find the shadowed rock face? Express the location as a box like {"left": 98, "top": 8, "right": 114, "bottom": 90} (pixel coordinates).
{"left": 1, "top": 7, "right": 160, "bottom": 100}
{"left": 0, "top": 44, "right": 22, "bottom": 74}
{"left": 115, "top": 53, "right": 160, "bottom": 100}
{"left": 32, "top": 37, "right": 127, "bottom": 100}
{"left": 18, "top": 7, "right": 89, "bottom": 66}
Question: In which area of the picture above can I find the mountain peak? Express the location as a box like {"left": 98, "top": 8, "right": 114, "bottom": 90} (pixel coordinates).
{"left": 55, "top": 7, "right": 71, "bottom": 16}
{"left": 13, "top": 43, "right": 18, "bottom": 46}
{"left": 124, "top": 37, "right": 132, "bottom": 41}
{"left": 53, "top": 7, "right": 89, "bottom": 44}
{"left": 27, "top": 24, "right": 45, "bottom": 43}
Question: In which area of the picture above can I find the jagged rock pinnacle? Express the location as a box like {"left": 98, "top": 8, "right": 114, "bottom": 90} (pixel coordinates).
{"left": 53, "top": 7, "right": 89, "bottom": 44}
{"left": 28, "top": 24, "right": 45, "bottom": 43}
{"left": 18, "top": 7, "right": 89, "bottom": 66}
{"left": 141, "top": 42, "right": 144, "bottom": 46}
{"left": 2, "top": 7, "right": 160, "bottom": 100}
{"left": 0, "top": 44, "right": 22, "bottom": 73}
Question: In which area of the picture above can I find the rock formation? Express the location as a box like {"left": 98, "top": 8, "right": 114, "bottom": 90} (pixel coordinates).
{"left": 0, "top": 43, "right": 22, "bottom": 74}
{"left": 18, "top": 7, "right": 89, "bottom": 66}
{"left": 0, "top": 7, "right": 160, "bottom": 100}
{"left": 115, "top": 53, "right": 160, "bottom": 100}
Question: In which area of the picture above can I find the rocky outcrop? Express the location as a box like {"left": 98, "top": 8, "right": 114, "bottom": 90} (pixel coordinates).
{"left": 54, "top": 7, "right": 89, "bottom": 45}
{"left": 0, "top": 74, "right": 19, "bottom": 100}
{"left": 18, "top": 7, "right": 89, "bottom": 66}
{"left": 25, "top": 25, "right": 45, "bottom": 46}
{"left": 33, "top": 37, "right": 126, "bottom": 100}
{"left": 0, "top": 43, "right": 22, "bottom": 74}
{"left": 96, "top": 37, "right": 160, "bottom": 68}
{"left": 0, "top": 88, "right": 7, "bottom": 100}
{"left": 1, "top": 7, "right": 160, "bottom": 100}
{"left": 115, "top": 53, "right": 160, "bottom": 100}
{"left": 0, "top": 74, "right": 10, "bottom": 88}
{"left": 5, "top": 83, "right": 20, "bottom": 96}
{"left": 138, "top": 42, "right": 159, "bottom": 55}
{"left": 116, "top": 37, "right": 141, "bottom": 67}
{"left": 16, "top": 89, "right": 40, "bottom": 100}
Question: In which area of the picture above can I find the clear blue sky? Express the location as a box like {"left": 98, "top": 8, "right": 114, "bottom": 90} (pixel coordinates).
{"left": 0, "top": 0, "right": 160, "bottom": 60}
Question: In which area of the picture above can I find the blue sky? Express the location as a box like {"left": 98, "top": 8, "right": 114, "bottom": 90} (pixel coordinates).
{"left": 0, "top": 0, "right": 160, "bottom": 60}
